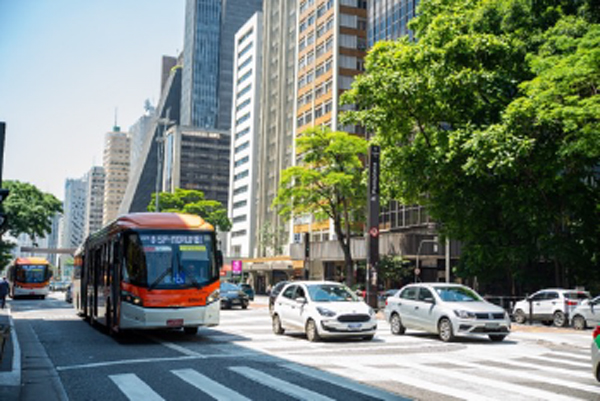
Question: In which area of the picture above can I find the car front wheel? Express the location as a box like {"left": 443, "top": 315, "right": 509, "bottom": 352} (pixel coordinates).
{"left": 553, "top": 311, "right": 566, "bottom": 327}
{"left": 306, "top": 319, "right": 321, "bottom": 342}
{"left": 572, "top": 315, "right": 586, "bottom": 330}
{"left": 390, "top": 313, "right": 406, "bottom": 335}
{"left": 513, "top": 309, "right": 526, "bottom": 324}
{"left": 438, "top": 318, "right": 455, "bottom": 342}
{"left": 272, "top": 314, "right": 284, "bottom": 335}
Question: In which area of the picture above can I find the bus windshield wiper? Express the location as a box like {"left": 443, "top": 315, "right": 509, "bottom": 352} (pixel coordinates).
{"left": 148, "top": 267, "right": 173, "bottom": 291}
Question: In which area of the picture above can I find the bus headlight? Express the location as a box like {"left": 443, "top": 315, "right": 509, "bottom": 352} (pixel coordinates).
{"left": 207, "top": 289, "right": 220, "bottom": 305}
{"left": 121, "top": 291, "right": 143, "bottom": 306}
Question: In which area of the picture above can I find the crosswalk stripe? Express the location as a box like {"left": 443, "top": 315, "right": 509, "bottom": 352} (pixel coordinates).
{"left": 109, "top": 373, "right": 165, "bottom": 401}
{"left": 426, "top": 356, "right": 600, "bottom": 396}
{"left": 282, "top": 363, "right": 407, "bottom": 401}
{"left": 393, "top": 362, "right": 586, "bottom": 401}
{"left": 517, "top": 354, "right": 589, "bottom": 369}
{"left": 481, "top": 357, "right": 591, "bottom": 379}
{"left": 336, "top": 364, "right": 496, "bottom": 401}
{"left": 230, "top": 366, "right": 336, "bottom": 401}
{"left": 541, "top": 350, "right": 590, "bottom": 363}
{"left": 172, "top": 369, "right": 252, "bottom": 401}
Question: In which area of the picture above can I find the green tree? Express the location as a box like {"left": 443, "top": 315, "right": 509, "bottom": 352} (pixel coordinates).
{"left": 378, "top": 254, "right": 413, "bottom": 288}
{"left": 342, "top": 0, "right": 600, "bottom": 292}
{"left": 273, "top": 126, "right": 368, "bottom": 286}
{"left": 147, "top": 188, "right": 232, "bottom": 232}
{"left": 0, "top": 180, "right": 63, "bottom": 267}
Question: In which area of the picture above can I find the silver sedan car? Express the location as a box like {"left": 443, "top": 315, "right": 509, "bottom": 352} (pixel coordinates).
{"left": 384, "top": 283, "right": 511, "bottom": 342}
{"left": 571, "top": 295, "right": 600, "bottom": 330}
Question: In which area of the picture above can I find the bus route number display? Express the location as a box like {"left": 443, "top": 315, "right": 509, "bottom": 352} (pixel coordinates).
{"left": 141, "top": 235, "right": 205, "bottom": 245}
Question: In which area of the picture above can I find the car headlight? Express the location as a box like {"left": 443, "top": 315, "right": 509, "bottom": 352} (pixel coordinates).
{"left": 454, "top": 310, "right": 476, "bottom": 319}
{"left": 207, "top": 289, "right": 220, "bottom": 304}
{"left": 121, "top": 290, "right": 143, "bottom": 306}
{"left": 316, "top": 307, "right": 336, "bottom": 317}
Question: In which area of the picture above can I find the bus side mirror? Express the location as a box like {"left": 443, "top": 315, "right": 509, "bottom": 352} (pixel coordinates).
{"left": 216, "top": 250, "right": 223, "bottom": 268}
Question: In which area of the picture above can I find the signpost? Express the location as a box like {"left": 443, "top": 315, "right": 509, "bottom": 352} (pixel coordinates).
{"left": 232, "top": 260, "right": 242, "bottom": 276}
{"left": 366, "top": 145, "right": 380, "bottom": 309}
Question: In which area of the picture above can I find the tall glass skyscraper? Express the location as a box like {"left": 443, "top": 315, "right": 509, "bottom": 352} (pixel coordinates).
{"left": 367, "top": 0, "right": 420, "bottom": 47}
{"left": 181, "top": 0, "right": 262, "bottom": 130}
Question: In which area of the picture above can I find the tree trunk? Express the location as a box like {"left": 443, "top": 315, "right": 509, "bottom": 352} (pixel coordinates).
{"left": 334, "top": 219, "right": 353, "bottom": 287}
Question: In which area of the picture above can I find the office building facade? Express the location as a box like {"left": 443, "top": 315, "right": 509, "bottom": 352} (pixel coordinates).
{"left": 367, "top": 0, "right": 420, "bottom": 46}
{"left": 180, "top": 0, "right": 263, "bottom": 130}
{"left": 60, "top": 178, "right": 87, "bottom": 249}
{"left": 84, "top": 166, "right": 105, "bottom": 237}
{"left": 227, "top": 13, "right": 262, "bottom": 259}
{"left": 102, "top": 127, "right": 130, "bottom": 224}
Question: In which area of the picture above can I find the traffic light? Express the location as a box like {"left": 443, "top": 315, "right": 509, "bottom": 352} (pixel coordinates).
{"left": 0, "top": 188, "right": 9, "bottom": 232}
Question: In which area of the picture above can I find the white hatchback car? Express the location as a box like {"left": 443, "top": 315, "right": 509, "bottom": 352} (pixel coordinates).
{"left": 384, "top": 283, "right": 511, "bottom": 342}
{"left": 271, "top": 281, "right": 377, "bottom": 342}
{"left": 512, "top": 288, "right": 591, "bottom": 327}
{"left": 571, "top": 295, "right": 600, "bottom": 330}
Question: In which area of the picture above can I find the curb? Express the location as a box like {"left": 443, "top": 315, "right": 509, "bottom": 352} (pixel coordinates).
{"left": 0, "top": 308, "right": 22, "bottom": 400}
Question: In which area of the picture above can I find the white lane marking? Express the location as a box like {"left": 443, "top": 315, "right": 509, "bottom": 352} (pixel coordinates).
{"left": 109, "top": 373, "right": 165, "bottom": 401}
{"left": 473, "top": 357, "right": 592, "bottom": 379}
{"left": 428, "top": 356, "right": 600, "bottom": 396}
{"left": 394, "top": 362, "right": 586, "bottom": 401}
{"left": 336, "top": 364, "right": 496, "bottom": 401}
{"left": 147, "top": 337, "right": 206, "bottom": 357}
{"left": 230, "top": 366, "right": 335, "bottom": 401}
{"left": 172, "top": 369, "right": 252, "bottom": 401}
{"left": 282, "top": 363, "right": 406, "bottom": 401}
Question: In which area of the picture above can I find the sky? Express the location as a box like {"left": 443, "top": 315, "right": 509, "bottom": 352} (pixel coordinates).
{"left": 0, "top": 0, "right": 184, "bottom": 201}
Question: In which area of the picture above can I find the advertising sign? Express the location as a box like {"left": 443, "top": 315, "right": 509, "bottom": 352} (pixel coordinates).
{"left": 232, "top": 260, "right": 242, "bottom": 275}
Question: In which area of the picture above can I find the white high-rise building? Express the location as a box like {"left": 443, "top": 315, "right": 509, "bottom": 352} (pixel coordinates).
{"left": 227, "top": 13, "right": 263, "bottom": 258}
{"left": 103, "top": 126, "right": 130, "bottom": 224}
{"left": 84, "top": 166, "right": 105, "bottom": 237}
{"left": 60, "top": 178, "right": 87, "bottom": 249}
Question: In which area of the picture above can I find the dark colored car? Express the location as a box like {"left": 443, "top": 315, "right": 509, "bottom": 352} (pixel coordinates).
{"left": 239, "top": 283, "right": 255, "bottom": 300}
{"left": 269, "top": 280, "right": 289, "bottom": 314}
{"left": 220, "top": 282, "right": 249, "bottom": 309}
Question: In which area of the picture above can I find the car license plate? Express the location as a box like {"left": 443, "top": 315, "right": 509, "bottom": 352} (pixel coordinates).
{"left": 167, "top": 319, "right": 184, "bottom": 327}
{"left": 348, "top": 323, "right": 362, "bottom": 330}
{"left": 485, "top": 323, "right": 499, "bottom": 329}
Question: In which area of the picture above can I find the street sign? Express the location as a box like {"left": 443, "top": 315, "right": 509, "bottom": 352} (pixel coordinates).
{"left": 232, "top": 260, "right": 242, "bottom": 275}
{"left": 415, "top": 268, "right": 421, "bottom": 276}
{"left": 369, "top": 227, "right": 379, "bottom": 237}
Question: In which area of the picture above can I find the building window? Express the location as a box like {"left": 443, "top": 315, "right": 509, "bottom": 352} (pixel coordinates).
{"left": 233, "top": 185, "right": 248, "bottom": 195}
{"left": 238, "top": 42, "right": 253, "bottom": 59}
{"left": 235, "top": 141, "right": 250, "bottom": 154}
{"left": 234, "top": 156, "right": 249, "bottom": 167}
{"left": 234, "top": 170, "right": 249, "bottom": 181}
{"left": 237, "top": 84, "right": 251, "bottom": 99}
{"left": 233, "top": 200, "right": 247, "bottom": 209}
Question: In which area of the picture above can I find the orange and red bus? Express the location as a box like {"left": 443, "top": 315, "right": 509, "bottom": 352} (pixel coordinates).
{"left": 74, "top": 212, "right": 222, "bottom": 335}
{"left": 7, "top": 257, "right": 52, "bottom": 299}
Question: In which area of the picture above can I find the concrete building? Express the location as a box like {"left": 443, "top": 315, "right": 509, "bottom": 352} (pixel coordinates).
{"left": 60, "top": 178, "right": 87, "bottom": 249}
{"left": 227, "top": 13, "right": 263, "bottom": 260}
{"left": 102, "top": 126, "right": 130, "bottom": 224}
{"left": 129, "top": 104, "right": 155, "bottom": 173}
{"left": 180, "top": 0, "right": 263, "bottom": 130}
{"left": 254, "top": 0, "right": 298, "bottom": 261}
{"left": 163, "top": 126, "right": 230, "bottom": 207}
{"left": 83, "top": 166, "right": 105, "bottom": 237}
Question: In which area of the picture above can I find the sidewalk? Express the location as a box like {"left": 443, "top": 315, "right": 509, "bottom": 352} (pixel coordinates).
{"left": 0, "top": 306, "right": 21, "bottom": 400}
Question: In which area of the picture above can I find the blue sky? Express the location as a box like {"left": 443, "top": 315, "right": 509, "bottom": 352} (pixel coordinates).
{"left": 0, "top": 0, "right": 184, "bottom": 200}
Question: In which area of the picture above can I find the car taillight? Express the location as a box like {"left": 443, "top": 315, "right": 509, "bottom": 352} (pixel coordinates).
{"left": 593, "top": 326, "right": 600, "bottom": 340}
{"left": 385, "top": 299, "right": 388, "bottom": 306}
{"left": 566, "top": 300, "right": 578, "bottom": 306}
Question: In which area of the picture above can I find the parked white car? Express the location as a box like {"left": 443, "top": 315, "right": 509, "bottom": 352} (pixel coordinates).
{"left": 384, "top": 283, "right": 511, "bottom": 342}
{"left": 571, "top": 295, "right": 600, "bottom": 330}
{"left": 512, "top": 288, "right": 591, "bottom": 327}
{"left": 271, "top": 281, "right": 377, "bottom": 342}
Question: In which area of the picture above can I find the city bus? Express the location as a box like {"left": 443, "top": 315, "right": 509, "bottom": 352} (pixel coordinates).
{"left": 74, "top": 212, "right": 222, "bottom": 335}
{"left": 7, "top": 257, "right": 52, "bottom": 299}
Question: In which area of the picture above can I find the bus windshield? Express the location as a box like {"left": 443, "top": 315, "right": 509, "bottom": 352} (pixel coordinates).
{"left": 16, "top": 265, "right": 49, "bottom": 283}
{"left": 124, "top": 230, "right": 218, "bottom": 290}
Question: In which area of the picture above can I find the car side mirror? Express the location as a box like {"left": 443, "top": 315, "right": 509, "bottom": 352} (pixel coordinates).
{"left": 296, "top": 297, "right": 307, "bottom": 304}
{"left": 216, "top": 250, "right": 223, "bottom": 268}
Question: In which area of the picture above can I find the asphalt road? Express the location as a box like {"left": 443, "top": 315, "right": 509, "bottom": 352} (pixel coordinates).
{"left": 5, "top": 292, "right": 599, "bottom": 401}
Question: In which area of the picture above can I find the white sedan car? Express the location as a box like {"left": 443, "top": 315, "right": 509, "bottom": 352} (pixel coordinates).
{"left": 384, "top": 283, "right": 511, "bottom": 342}
{"left": 271, "top": 281, "right": 377, "bottom": 342}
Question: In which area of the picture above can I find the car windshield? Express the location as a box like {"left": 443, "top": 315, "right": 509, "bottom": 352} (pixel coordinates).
{"left": 307, "top": 284, "right": 358, "bottom": 302}
{"left": 435, "top": 286, "right": 482, "bottom": 302}
{"left": 221, "top": 283, "right": 240, "bottom": 292}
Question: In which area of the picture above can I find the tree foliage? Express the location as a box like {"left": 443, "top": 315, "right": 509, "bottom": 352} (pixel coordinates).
{"left": 147, "top": 188, "right": 232, "bottom": 232}
{"left": 273, "top": 126, "right": 368, "bottom": 286}
{"left": 341, "top": 0, "right": 600, "bottom": 292}
{"left": 0, "top": 180, "right": 63, "bottom": 268}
